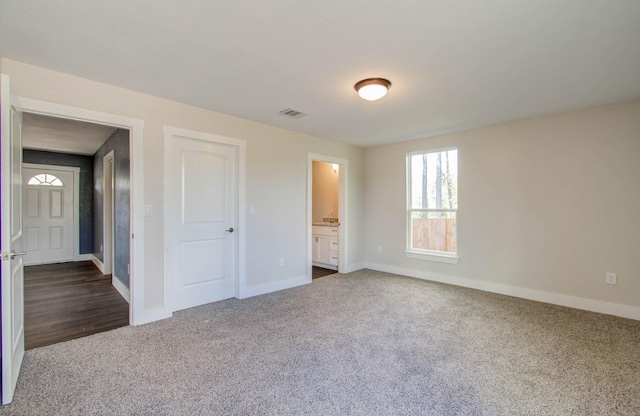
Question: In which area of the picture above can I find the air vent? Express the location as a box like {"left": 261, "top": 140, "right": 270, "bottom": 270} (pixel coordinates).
{"left": 279, "top": 108, "right": 308, "bottom": 119}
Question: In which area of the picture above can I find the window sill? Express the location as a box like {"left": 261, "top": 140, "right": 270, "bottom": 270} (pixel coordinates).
{"left": 405, "top": 250, "right": 459, "bottom": 264}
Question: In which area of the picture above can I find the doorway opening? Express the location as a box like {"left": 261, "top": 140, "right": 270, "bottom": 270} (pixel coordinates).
{"left": 20, "top": 112, "right": 132, "bottom": 349}
{"left": 307, "top": 154, "right": 348, "bottom": 281}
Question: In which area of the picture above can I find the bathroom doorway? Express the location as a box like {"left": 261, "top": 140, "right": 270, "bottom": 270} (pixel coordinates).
{"left": 307, "top": 154, "right": 348, "bottom": 281}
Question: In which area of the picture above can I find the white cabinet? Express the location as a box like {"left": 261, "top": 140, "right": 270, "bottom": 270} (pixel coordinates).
{"left": 312, "top": 225, "right": 338, "bottom": 269}
{"left": 329, "top": 237, "right": 338, "bottom": 265}
{"left": 313, "top": 235, "right": 330, "bottom": 264}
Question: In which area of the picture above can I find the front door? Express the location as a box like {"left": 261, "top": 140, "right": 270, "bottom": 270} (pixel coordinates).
{"left": 22, "top": 167, "right": 74, "bottom": 265}
{"left": 1, "top": 74, "right": 25, "bottom": 404}
{"left": 167, "top": 134, "right": 237, "bottom": 312}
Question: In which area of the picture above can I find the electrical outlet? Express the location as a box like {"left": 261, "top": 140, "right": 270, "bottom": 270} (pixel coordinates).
{"left": 100, "top": 244, "right": 103, "bottom": 252}
{"left": 377, "top": 246, "right": 382, "bottom": 254}
{"left": 606, "top": 272, "right": 616, "bottom": 285}
{"left": 279, "top": 257, "right": 285, "bottom": 266}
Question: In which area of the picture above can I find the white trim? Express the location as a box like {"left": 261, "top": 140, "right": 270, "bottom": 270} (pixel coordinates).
{"left": 312, "top": 262, "right": 337, "bottom": 271}
{"left": 341, "top": 262, "right": 365, "bottom": 274}
{"left": 163, "top": 125, "right": 247, "bottom": 307}
{"left": 102, "top": 151, "right": 115, "bottom": 275}
{"left": 112, "top": 275, "right": 130, "bottom": 303}
{"left": 19, "top": 98, "right": 149, "bottom": 325}
{"left": 239, "top": 275, "right": 309, "bottom": 299}
{"left": 406, "top": 148, "right": 459, "bottom": 261}
{"left": 131, "top": 307, "right": 172, "bottom": 326}
{"left": 364, "top": 262, "right": 640, "bottom": 321}
{"left": 22, "top": 163, "right": 83, "bottom": 263}
{"left": 405, "top": 250, "right": 460, "bottom": 264}
{"left": 307, "top": 153, "right": 349, "bottom": 281}
{"left": 91, "top": 254, "right": 105, "bottom": 274}
{"left": 22, "top": 163, "right": 78, "bottom": 173}
{"left": 76, "top": 254, "right": 92, "bottom": 261}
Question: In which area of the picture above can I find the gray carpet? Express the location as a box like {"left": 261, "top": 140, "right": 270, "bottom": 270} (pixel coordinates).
{"left": 1, "top": 269, "right": 639, "bottom": 415}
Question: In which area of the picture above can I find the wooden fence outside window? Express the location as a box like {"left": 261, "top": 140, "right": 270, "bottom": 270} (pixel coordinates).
{"left": 411, "top": 218, "right": 456, "bottom": 253}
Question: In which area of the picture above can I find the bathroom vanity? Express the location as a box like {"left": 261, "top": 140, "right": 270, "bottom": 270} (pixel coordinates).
{"left": 312, "top": 223, "right": 338, "bottom": 270}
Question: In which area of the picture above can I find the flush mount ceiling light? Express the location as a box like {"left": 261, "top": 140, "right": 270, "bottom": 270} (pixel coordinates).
{"left": 354, "top": 78, "right": 392, "bottom": 101}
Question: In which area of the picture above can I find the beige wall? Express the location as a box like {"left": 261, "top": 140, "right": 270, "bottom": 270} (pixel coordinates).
{"left": 4, "top": 57, "right": 638, "bottom": 319}
{"left": 365, "top": 99, "right": 640, "bottom": 313}
{"left": 2, "top": 58, "right": 366, "bottom": 313}
{"left": 312, "top": 161, "right": 339, "bottom": 222}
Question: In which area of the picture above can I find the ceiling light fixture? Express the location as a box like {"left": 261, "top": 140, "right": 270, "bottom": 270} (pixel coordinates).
{"left": 354, "top": 78, "right": 392, "bottom": 101}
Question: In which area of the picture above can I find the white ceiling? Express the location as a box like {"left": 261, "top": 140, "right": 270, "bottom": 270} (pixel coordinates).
{"left": 22, "top": 113, "right": 117, "bottom": 155}
{"left": 1, "top": 1, "right": 639, "bottom": 148}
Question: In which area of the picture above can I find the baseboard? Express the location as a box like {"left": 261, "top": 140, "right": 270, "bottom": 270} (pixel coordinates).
{"left": 239, "top": 275, "right": 309, "bottom": 299}
{"left": 91, "top": 255, "right": 105, "bottom": 274}
{"left": 75, "top": 253, "right": 92, "bottom": 262}
{"left": 313, "top": 262, "right": 338, "bottom": 271}
{"left": 130, "top": 307, "right": 172, "bottom": 326}
{"left": 364, "top": 262, "right": 640, "bottom": 321}
{"left": 341, "top": 262, "right": 365, "bottom": 274}
{"left": 24, "top": 258, "right": 74, "bottom": 266}
{"left": 112, "top": 275, "right": 130, "bottom": 303}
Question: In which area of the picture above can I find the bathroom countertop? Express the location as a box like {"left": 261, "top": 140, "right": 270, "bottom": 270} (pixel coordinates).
{"left": 312, "top": 222, "right": 339, "bottom": 227}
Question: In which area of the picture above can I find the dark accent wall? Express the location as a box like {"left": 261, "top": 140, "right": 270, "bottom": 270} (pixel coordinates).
{"left": 23, "top": 149, "right": 94, "bottom": 254}
{"left": 93, "top": 129, "right": 130, "bottom": 288}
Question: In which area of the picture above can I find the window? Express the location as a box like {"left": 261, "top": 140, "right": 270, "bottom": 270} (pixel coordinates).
{"left": 407, "top": 148, "right": 458, "bottom": 263}
{"left": 27, "top": 173, "right": 64, "bottom": 186}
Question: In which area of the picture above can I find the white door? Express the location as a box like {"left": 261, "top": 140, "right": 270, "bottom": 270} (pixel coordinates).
{"left": 22, "top": 167, "right": 74, "bottom": 265}
{"left": 168, "top": 135, "right": 237, "bottom": 312}
{"left": 1, "top": 74, "right": 25, "bottom": 405}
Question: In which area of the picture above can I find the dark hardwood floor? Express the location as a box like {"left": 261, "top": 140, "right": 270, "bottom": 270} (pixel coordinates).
{"left": 24, "top": 261, "right": 129, "bottom": 350}
{"left": 312, "top": 266, "right": 337, "bottom": 279}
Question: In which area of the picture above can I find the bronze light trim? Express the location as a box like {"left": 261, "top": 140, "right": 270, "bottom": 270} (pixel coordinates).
{"left": 354, "top": 78, "right": 392, "bottom": 100}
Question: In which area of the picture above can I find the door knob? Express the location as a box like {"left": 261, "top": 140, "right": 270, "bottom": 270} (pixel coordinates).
{"left": 225, "top": 227, "right": 234, "bottom": 233}
{"left": 1, "top": 251, "right": 27, "bottom": 261}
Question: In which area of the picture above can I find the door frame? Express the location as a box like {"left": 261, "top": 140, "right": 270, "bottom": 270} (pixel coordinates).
{"left": 17, "top": 98, "right": 157, "bottom": 325}
{"left": 22, "top": 163, "right": 82, "bottom": 265}
{"left": 162, "top": 125, "right": 247, "bottom": 313}
{"left": 307, "top": 153, "right": 349, "bottom": 279}
{"left": 102, "top": 151, "right": 115, "bottom": 275}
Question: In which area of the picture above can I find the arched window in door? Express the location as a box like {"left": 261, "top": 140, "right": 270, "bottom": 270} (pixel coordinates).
{"left": 27, "top": 173, "right": 64, "bottom": 186}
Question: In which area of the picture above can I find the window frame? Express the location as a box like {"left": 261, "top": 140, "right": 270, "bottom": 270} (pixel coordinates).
{"left": 405, "top": 147, "right": 459, "bottom": 264}
{"left": 26, "top": 173, "right": 64, "bottom": 187}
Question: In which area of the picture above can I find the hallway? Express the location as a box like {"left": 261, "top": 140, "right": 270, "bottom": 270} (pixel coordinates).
{"left": 24, "top": 261, "right": 129, "bottom": 350}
